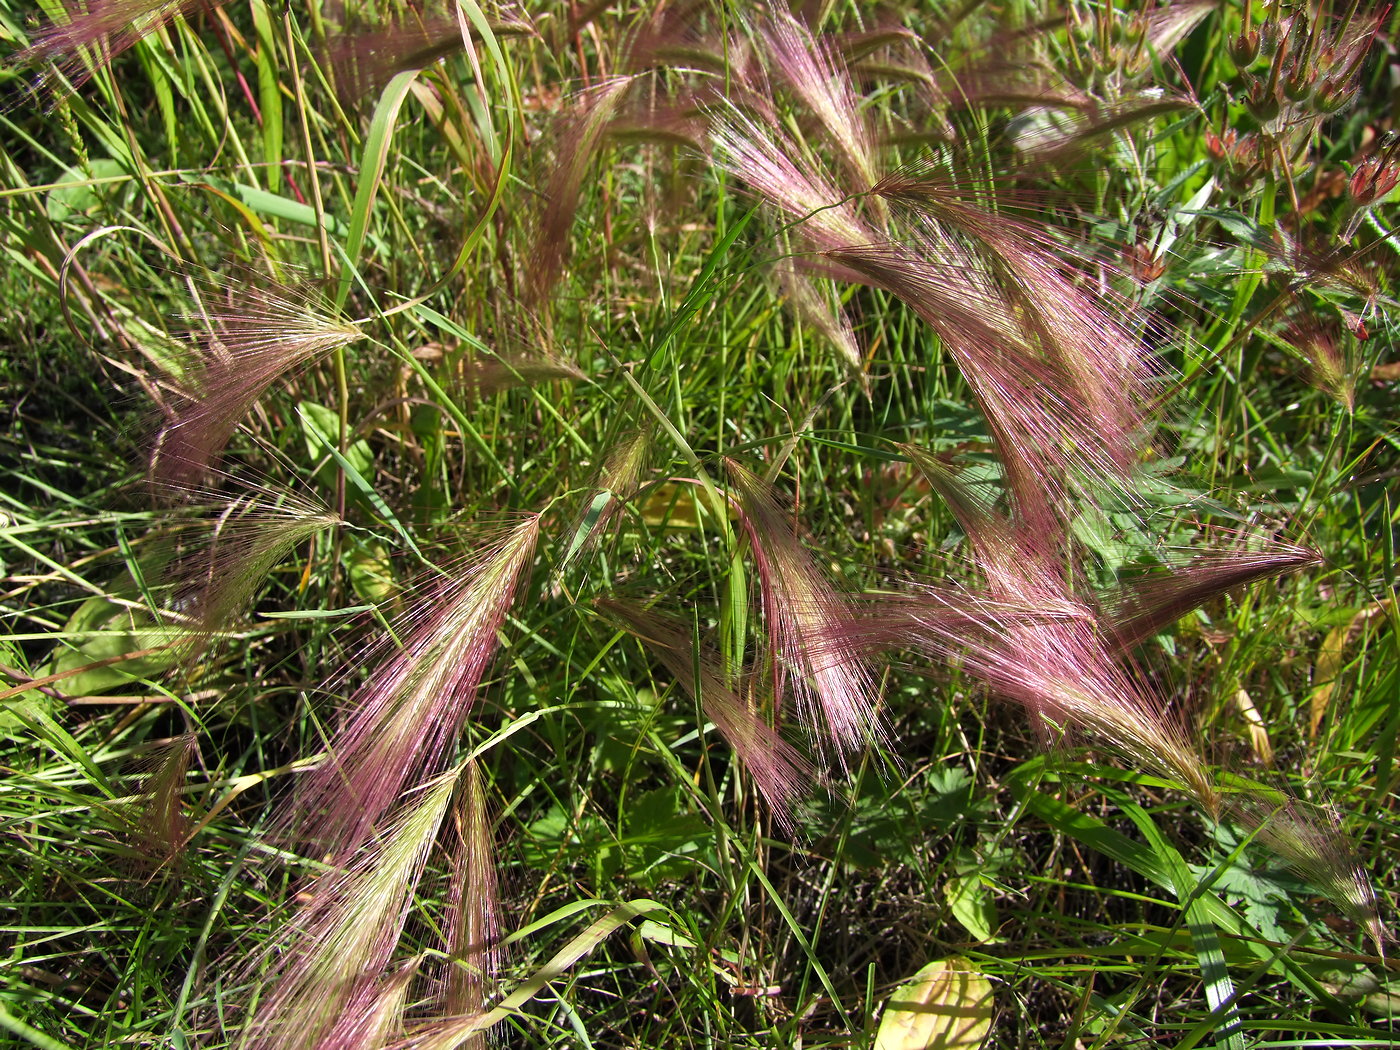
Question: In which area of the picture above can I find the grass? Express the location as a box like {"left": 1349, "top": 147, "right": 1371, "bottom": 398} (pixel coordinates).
{"left": 1, "top": 0, "right": 1398, "bottom": 1047}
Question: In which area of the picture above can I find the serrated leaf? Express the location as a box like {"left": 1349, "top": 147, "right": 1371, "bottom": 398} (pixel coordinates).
{"left": 875, "top": 958, "right": 994, "bottom": 1050}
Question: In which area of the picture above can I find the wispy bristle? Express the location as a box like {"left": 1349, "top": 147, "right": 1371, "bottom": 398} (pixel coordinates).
{"left": 711, "top": 105, "right": 1152, "bottom": 522}
{"left": 559, "top": 428, "right": 652, "bottom": 575}
{"left": 309, "top": 957, "right": 421, "bottom": 1050}
{"left": 1227, "top": 793, "right": 1383, "bottom": 949}
{"left": 289, "top": 515, "right": 540, "bottom": 857}
{"left": 897, "top": 443, "right": 1010, "bottom": 562}
{"left": 128, "top": 733, "right": 196, "bottom": 867}
{"left": 601, "top": 598, "right": 815, "bottom": 830}
{"left": 831, "top": 234, "right": 1150, "bottom": 523}
{"left": 325, "top": 5, "right": 534, "bottom": 99}
{"left": 14, "top": 0, "right": 214, "bottom": 97}
{"left": 760, "top": 12, "right": 879, "bottom": 194}
{"left": 1102, "top": 543, "right": 1323, "bottom": 653}
{"left": 529, "top": 76, "right": 638, "bottom": 301}
{"left": 625, "top": 4, "right": 750, "bottom": 79}
{"left": 846, "top": 444, "right": 1220, "bottom": 804}
{"left": 152, "top": 280, "right": 360, "bottom": 488}
{"left": 853, "top": 440, "right": 1382, "bottom": 928}
{"left": 245, "top": 769, "right": 463, "bottom": 1050}
{"left": 389, "top": 1014, "right": 494, "bottom": 1050}
{"left": 326, "top": 17, "right": 464, "bottom": 99}
{"left": 440, "top": 761, "right": 500, "bottom": 1039}
{"left": 606, "top": 96, "right": 709, "bottom": 150}
{"left": 709, "top": 111, "right": 873, "bottom": 250}
{"left": 159, "top": 482, "right": 340, "bottom": 647}
{"left": 773, "top": 259, "right": 864, "bottom": 376}
{"left": 725, "top": 460, "right": 882, "bottom": 762}
{"left": 459, "top": 351, "right": 586, "bottom": 400}
{"left": 855, "top": 579, "right": 1220, "bottom": 809}
{"left": 1281, "top": 316, "right": 1357, "bottom": 410}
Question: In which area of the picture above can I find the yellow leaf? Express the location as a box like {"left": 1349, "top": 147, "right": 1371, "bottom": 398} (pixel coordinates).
{"left": 1308, "top": 600, "right": 1391, "bottom": 739}
{"left": 639, "top": 482, "right": 701, "bottom": 529}
{"left": 1232, "top": 687, "right": 1274, "bottom": 765}
{"left": 875, "top": 957, "right": 994, "bottom": 1050}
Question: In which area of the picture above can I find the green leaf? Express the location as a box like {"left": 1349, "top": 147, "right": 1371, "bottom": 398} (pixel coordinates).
{"left": 296, "top": 400, "right": 382, "bottom": 520}
{"left": 619, "top": 786, "right": 712, "bottom": 888}
{"left": 1240, "top": 467, "right": 1315, "bottom": 494}
{"left": 250, "top": 0, "right": 283, "bottom": 192}
{"left": 39, "top": 597, "right": 180, "bottom": 696}
{"left": 945, "top": 875, "right": 998, "bottom": 944}
{"left": 646, "top": 204, "right": 757, "bottom": 369}
{"left": 636, "top": 918, "right": 698, "bottom": 950}
{"left": 1120, "top": 802, "right": 1245, "bottom": 1050}
{"left": 470, "top": 900, "right": 668, "bottom": 1034}
{"left": 45, "top": 160, "right": 128, "bottom": 221}
{"left": 1007, "top": 768, "right": 1341, "bottom": 1007}
{"left": 3, "top": 696, "right": 115, "bottom": 797}
{"left": 347, "top": 538, "right": 397, "bottom": 604}
{"left": 0, "top": 999, "right": 81, "bottom": 1050}
{"left": 179, "top": 175, "right": 351, "bottom": 235}
{"left": 335, "top": 69, "right": 421, "bottom": 311}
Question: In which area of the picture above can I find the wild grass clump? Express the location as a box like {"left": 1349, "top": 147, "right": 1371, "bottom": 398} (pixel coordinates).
{"left": 2, "top": 0, "right": 1397, "bottom": 1047}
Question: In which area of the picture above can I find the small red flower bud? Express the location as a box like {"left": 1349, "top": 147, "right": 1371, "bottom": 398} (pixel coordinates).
{"left": 1205, "top": 128, "right": 1237, "bottom": 163}
{"left": 1312, "top": 80, "right": 1353, "bottom": 113}
{"left": 1284, "top": 68, "right": 1316, "bottom": 103}
{"left": 1127, "top": 243, "right": 1165, "bottom": 282}
{"left": 1229, "top": 29, "right": 1261, "bottom": 69}
{"left": 1245, "top": 82, "right": 1281, "bottom": 123}
{"left": 1349, "top": 157, "right": 1400, "bottom": 207}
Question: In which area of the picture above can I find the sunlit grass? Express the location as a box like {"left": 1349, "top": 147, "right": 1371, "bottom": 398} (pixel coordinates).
{"left": 1, "top": 0, "right": 1397, "bottom": 1047}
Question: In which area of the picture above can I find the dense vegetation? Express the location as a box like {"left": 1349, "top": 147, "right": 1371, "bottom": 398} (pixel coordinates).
{"left": 1, "top": 0, "right": 1398, "bottom": 1046}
